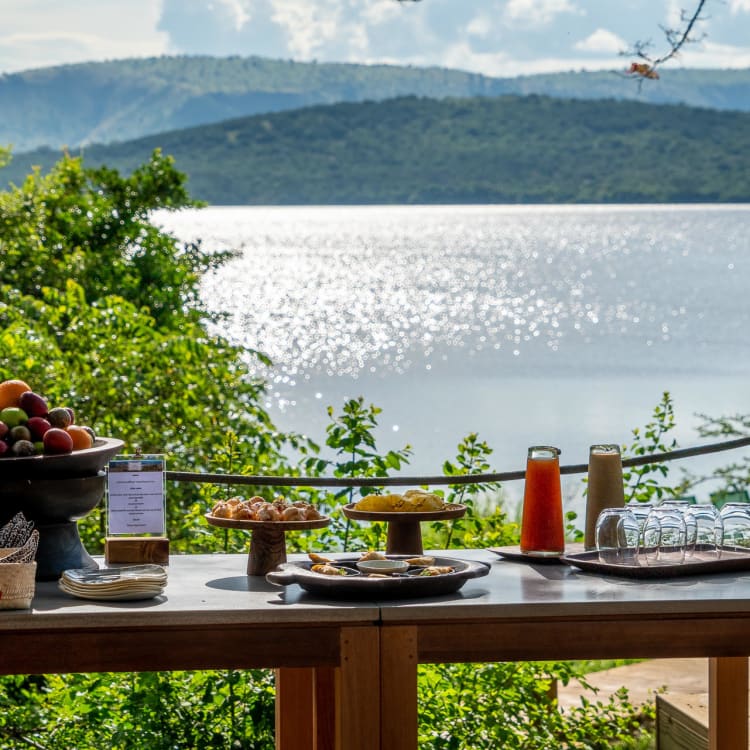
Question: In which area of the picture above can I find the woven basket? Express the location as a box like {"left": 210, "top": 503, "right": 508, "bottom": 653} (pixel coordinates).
{"left": 0, "top": 561, "right": 37, "bottom": 610}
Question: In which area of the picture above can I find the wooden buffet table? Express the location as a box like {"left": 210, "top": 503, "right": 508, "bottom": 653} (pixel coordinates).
{"left": 378, "top": 549, "right": 750, "bottom": 750}
{"left": 2, "top": 550, "right": 750, "bottom": 750}
{"left": 0, "top": 554, "right": 381, "bottom": 750}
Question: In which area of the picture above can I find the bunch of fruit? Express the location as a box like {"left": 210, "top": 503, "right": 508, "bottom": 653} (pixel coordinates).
{"left": 0, "top": 379, "right": 97, "bottom": 458}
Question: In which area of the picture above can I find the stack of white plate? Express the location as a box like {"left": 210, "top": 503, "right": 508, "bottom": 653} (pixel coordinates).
{"left": 59, "top": 564, "right": 167, "bottom": 601}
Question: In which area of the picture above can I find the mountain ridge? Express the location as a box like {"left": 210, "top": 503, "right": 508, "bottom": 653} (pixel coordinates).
{"left": 4, "top": 93, "right": 748, "bottom": 205}
{"left": 2, "top": 55, "right": 749, "bottom": 152}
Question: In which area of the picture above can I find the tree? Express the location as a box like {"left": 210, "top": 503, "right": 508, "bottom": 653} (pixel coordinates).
{"left": 0, "top": 150, "right": 302, "bottom": 546}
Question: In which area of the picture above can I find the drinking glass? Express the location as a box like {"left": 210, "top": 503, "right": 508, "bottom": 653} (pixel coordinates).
{"left": 643, "top": 506, "right": 687, "bottom": 565}
{"left": 661, "top": 500, "right": 698, "bottom": 556}
{"left": 520, "top": 446, "right": 564, "bottom": 557}
{"left": 584, "top": 444, "right": 625, "bottom": 550}
{"left": 595, "top": 507, "right": 640, "bottom": 565}
{"left": 685, "top": 503, "right": 723, "bottom": 559}
{"left": 625, "top": 501, "right": 654, "bottom": 543}
{"left": 719, "top": 503, "right": 750, "bottom": 550}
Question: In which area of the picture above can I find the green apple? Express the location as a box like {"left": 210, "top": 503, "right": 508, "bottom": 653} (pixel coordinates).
{"left": 0, "top": 406, "right": 28, "bottom": 428}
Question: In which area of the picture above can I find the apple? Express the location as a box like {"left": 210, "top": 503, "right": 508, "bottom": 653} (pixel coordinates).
{"left": 0, "top": 407, "right": 28, "bottom": 428}
{"left": 0, "top": 421, "right": 8, "bottom": 440}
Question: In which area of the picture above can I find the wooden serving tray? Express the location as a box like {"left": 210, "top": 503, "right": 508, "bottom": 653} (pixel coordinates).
{"left": 341, "top": 503, "right": 466, "bottom": 556}
{"left": 561, "top": 546, "right": 750, "bottom": 579}
{"left": 205, "top": 514, "right": 330, "bottom": 576}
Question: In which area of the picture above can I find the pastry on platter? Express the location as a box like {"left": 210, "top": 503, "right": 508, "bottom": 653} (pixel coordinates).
{"left": 210, "top": 495, "right": 323, "bottom": 522}
{"left": 354, "top": 490, "right": 445, "bottom": 512}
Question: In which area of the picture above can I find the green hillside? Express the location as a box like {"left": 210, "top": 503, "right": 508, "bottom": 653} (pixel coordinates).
{"left": 4, "top": 95, "right": 750, "bottom": 204}
{"left": 1, "top": 55, "right": 749, "bottom": 152}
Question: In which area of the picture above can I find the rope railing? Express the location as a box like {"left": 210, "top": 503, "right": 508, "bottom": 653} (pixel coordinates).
{"left": 165, "top": 435, "right": 750, "bottom": 489}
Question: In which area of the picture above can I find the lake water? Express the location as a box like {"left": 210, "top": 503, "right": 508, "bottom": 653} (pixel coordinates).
{"left": 154, "top": 204, "right": 750, "bottom": 510}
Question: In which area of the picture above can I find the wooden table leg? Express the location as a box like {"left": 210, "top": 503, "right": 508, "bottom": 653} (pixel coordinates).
{"left": 708, "top": 656, "right": 748, "bottom": 750}
{"left": 336, "top": 626, "right": 381, "bottom": 750}
{"left": 276, "top": 668, "right": 315, "bottom": 750}
{"left": 380, "top": 625, "right": 418, "bottom": 750}
{"left": 314, "top": 667, "right": 336, "bottom": 750}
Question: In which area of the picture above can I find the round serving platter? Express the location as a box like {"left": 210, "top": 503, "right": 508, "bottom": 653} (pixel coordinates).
{"left": 266, "top": 555, "right": 489, "bottom": 599}
{"left": 341, "top": 503, "right": 467, "bottom": 556}
{"left": 204, "top": 513, "right": 331, "bottom": 576}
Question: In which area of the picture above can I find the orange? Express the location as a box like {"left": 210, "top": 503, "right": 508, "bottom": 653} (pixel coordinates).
{"left": 0, "top": 379, "right": 31, "bottom": 411}
{"left": 66, "top": 425, "right": 94, "bottom": 451}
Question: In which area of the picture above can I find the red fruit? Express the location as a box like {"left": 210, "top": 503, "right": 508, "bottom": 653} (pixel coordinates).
{"left": 43, "top": 427, "right": 74, "bottom": 455}
{"left": 0, "top": 421, "right": 8, "bottom": 440}
{"left": 27, "top": 416, "right": 52, "bottom": 441}
{"left": 18, "top": 391, "right": 49, "bottom": 418}
{"left": 65, "top": 407, "right": 75, "bottom": 424}
{"left": 47, "top": 407, "right": 73, "bottom": 429}
{"left": 0, "top": 441, "right": 8, "bottom": 457}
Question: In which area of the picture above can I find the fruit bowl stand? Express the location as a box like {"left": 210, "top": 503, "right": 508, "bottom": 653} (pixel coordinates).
{"left": 0, "top": 438, "right": 124, "bottom": 580}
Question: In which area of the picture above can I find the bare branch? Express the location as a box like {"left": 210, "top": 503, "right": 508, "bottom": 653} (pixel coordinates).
{"left": 625, "top": 0, "right": 710, "bottom": 82}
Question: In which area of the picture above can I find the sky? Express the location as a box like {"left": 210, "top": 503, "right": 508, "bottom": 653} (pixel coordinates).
{"left": 1, "top": 0, "right": 749, "bottom": 78}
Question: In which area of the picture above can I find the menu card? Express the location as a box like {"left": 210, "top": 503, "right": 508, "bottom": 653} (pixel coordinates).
{"left": 107, "top": 455, "right": 166, "bottom": 536}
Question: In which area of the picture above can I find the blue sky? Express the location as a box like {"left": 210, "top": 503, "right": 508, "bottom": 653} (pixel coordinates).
{"left": 1, "top": 0, "right": 749, "bottom": 77}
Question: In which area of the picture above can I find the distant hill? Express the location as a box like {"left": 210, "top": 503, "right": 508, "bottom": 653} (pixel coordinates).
{"left": 4, "top": 95, "right": 749, "bottom": 205}
{"left": 1, "top": 55, "right": 749, "bottom": 151}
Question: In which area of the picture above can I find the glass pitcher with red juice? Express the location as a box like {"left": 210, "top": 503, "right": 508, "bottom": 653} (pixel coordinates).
{"left": 520, "top": 446, "right": 564, "bottom": 556}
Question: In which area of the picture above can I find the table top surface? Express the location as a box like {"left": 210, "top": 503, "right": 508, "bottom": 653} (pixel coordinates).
{"left": 0, "top": 553, "right": 380, "bottom": 631}
{"left": 377, "top": 548, "right": 750, "bottom": 622}
{"left": 4, "top": 549, "right": 750, "bottom": 632}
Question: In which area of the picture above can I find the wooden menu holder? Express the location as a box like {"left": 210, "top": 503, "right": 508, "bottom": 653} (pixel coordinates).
{"left": 105, "top": 536, "right": 170, "bottom": 565}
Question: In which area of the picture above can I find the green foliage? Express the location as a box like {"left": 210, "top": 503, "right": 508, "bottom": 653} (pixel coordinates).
{"left": 690, "top": 412, "right": 750, "bottom": 494}
{"left": 426, "top": 432, "right": 515, "bottom": 549}
{"left": 621, "top": 391, "right": 681, "bottom": 504}
{"left": 417, "top": 662, "right": 655, "bottom": 749}
{"left": 0, "top": 671, "right": 275, "bottom": 749}
{"left": 5, "top": 95, "right": 750, "bottom": 205}
{"left": 0, "top": 150, "right": 303, "bottom": 554}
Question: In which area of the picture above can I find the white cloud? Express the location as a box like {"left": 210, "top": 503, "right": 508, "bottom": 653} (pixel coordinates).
{"left": 361, "top": 0, "right": 403, "bottom": 25}
{"left": 575, "top": 28, "right": 627, "bottom": 54}
{"left": 729, "top": 0, "right": 750, "bottom": 12}
{"left": 505, "top": 0, "right": 582, "bottom": 26}
{"left": 426, "top": 40, "right": 623, "bottom": 78}
{"left": 214, "top": 0, "right": 251, "bottom": 30}
{"left": 0, "top": 0, "right": 169, "bottom": 74}
{"left": 665, "top": 0, "right": 682, "bottom": 29}
{"left": 466, "top": 13, "right": 494, "bottom": 39}
{"left": 270, "top": 0, "right": 342, "bottom": 59}
{"left": 668, "top": 39, "right": 750, "bottom": 68}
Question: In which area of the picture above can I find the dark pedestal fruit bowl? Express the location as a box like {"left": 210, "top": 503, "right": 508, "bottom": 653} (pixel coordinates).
{"left": 0, "top": 438, "right": 124, "bottom": 580}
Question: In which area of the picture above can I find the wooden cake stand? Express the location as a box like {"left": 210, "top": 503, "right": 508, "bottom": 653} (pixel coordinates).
{"left": 341, "top": 503, "right": 467, "bottom": 555}
{"left": 205, "top": 514, "right": 330, "bottom": 575}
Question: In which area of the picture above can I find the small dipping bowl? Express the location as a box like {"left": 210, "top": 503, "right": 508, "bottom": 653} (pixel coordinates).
{"left": 356, "top": 559, "right": 409, "bottom": 575}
